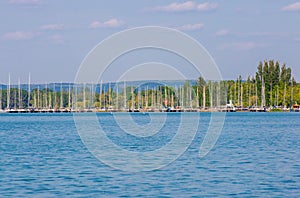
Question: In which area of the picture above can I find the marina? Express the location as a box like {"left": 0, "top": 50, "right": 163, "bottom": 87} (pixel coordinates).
{"left": 1, "top": 73, "right": 298, "bottom": 113}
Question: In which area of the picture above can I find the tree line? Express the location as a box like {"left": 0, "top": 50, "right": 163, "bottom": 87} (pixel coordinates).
{"left": 0, "top": 60, "right": 299, "bottom": 110}
{"left": 195, "top": 60, "right": 299, "bottom": 108}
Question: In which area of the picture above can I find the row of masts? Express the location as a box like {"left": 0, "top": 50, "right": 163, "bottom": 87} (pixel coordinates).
{"left": 0, "top": 74, "right": 295, "bottom": 112}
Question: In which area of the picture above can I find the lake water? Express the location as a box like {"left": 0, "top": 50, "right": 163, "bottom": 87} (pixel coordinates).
{"left": 1, "top": 113, "right": 299, "bottom": 197}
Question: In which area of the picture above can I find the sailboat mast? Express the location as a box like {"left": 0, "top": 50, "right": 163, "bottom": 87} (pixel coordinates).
{"left": 91, "top": 83, "right": 94, "bottom": 108}
{"left": 45, "top": 83, "right": 48, "bottom": 109}
{"left": 196, "top": 86, "right": 199, "bottom": 109}
{"left": 189, "top": 86, "right": 192, "bottom": 109}
{"left": 241, "top": 83, "right": 243, "bottom": 108}
{"left": 18, "top": 78, "right": 21, "bottom": 109}
{"left": 283, "top": 82, "right": 286, "bottom": 107}
{"left": 151, "top": 86, "right": 154, "bottom": 108}
{"left": 14, "top": 87, "right": 17, "bottom": 110}
{"left": 203, "top": 85, "right": 206, "bottom": 109}
{"left": 68, "top": 83, "right": 71, "bottom": 109}
{"left": 291, "top": 77, "right": 294, "bottom": 107}
{"left": 131, "top": 86, "right": 134, "bottom": 110}
{"left": 123, "top": 81, "right": 126, "bottom": 109}
{"left": 28, "top": 73, "right": 30, "bottom": 109}
{"left": 37, "top": 86, "right": 40, "bottom": 109}
{"left": 60, "top": 82, "right": 63, "bottom": 109}
{"left": 49, "top": 84, "right": 52, "bottom": 109}
{"left": 108, "top": 82, "right": 111, "bottom": 108}
{"left": 261, "top": 76, "right": 266, "bottom": 108}
{"left": 209, "top": 82, "right": 213, "bottom": 110}
{"left": 116, "top": 83, "right": 119, "bottom": 110}
{"left": 83, "top": 83, "right": 86, "bottom": 109}
{"left": 7, "top": 73, "right": 10, "bottom": 109}
{"left": 99, "top": 80, "right": 102, "bottom": 109}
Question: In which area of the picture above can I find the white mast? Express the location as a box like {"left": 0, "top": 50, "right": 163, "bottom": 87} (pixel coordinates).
{"left": 151, "top": 86, "right": 154, "bottom": 108}
{"left": 237, "top": 79, "right": 240, "bottom": 106}
{"left": 14, "top": 86, "right": 17, "bottom": 110}
{"left": 217, "top": 82, "right": 220, "bottom": 109}
{"left": 189, "top": 86, "right": 192, "bottom": 109}
{"left": 138, "top": 86, "right": 141, "bottom": 109}
{"left": 131, "top": 86, "right": 134, "bottom": 110}
{"left": 37, "top": 85, "right": 40, "bottom": 109}
{"left": 123, "top": 81, "right": 126, "bottom": 109}
{"left": 234, "top": 81, "right": 236, "bottom": 106}
{"left": 209, "top": 82, "right": 213, "bottom": 110}
{"left": 54, "top": 84, "right": 57, "bottom": 109}
{"left": 49, "top": 84, "right": 52, "bottom": 109}
{"left": 241, "top": 82, "right": 243, "bottom": 108}
{"left": 255, "top": 80, "right": 258, "bottom": 107}
{"left": 116, "top": 83, "right": 119, "bottom": 110}
{"left": 196, "top": 86, "right": 199, "bottom": 109}
{"left": 248, "top": 83, "right": 251, "bottom": 107}
{"left": 18, "top": 78, "right": 21, "bottom": 109}
{"left": 68, "top": 83, "right": 71, "bottom": 109}
{"left": 28, "top": 73, "right": 30, "bottom": 108}
{"left": 99, "top": 80, "right": 102, "bottom": 109}
{"left": 73, "top": 84, "right": 77, "bottom": 110}
{"left": 171, "top": 89, "right": 174, "bottom": 108}
{"left": 7, "top": 73, "right": 10, "bottom": 109}
{"left": 181, "top": 85, "right": 184, "bottom": 109}
{"left": 291, "top": 77, "right": 294, "bottom": 107}
{"left": 203, "top": 86, "right": 206, "bottom": 109}
{"left": 45, "top": 83, "right": 48, "bottom": 109}
{"left": 145, "top": 86, "right": 148, "bottom": 109}
{"left": 91, "top": 83, "right": 94, "bottom": 108}
{"left": 60, "top": 82, "right": 63, "bottom": 109}
{"left": 261, "top": 76, "right": 266, "bottom": 108}
{"left": 108, "top": 82, "right": 111, "bottom": 108}
{"left": 83, "top": 83, "right": 86, "bottom": 109}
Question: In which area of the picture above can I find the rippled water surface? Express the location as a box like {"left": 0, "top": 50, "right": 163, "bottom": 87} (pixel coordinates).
{"left": 1, "top": 113, "right": 299, "bottom": 197}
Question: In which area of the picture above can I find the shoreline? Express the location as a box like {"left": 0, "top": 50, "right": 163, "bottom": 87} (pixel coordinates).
{"left": 1, "top": 107, "right": 298, "bottom": 114}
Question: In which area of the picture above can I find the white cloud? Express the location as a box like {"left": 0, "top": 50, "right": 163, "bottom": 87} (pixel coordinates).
{"left": 153, "top": 1, "right": 218, "bottom": 12}
{"left": 89, "top": 21, "right": 102, "bottom": 29}
{"left": 177, "top": 23, "right": 204, "bottom": 31}
{"left": 89, "top": 18, "right": 124, "bottom": 29}
{"left": 8, "top": 0, "right": 40, "bottom": 5}
{"left": 197, "top": 2, "right": 218, "bottom": 11}
{"left": 282, "top": 2, "right": 300, "bottom": 11}
{"left": 49, "top": 34, "right": 64, "bottom": 44}
{"left": 40, "top": 24, "right": 65, "bottom": 31}
{"left": 1, "top": 31, "right": 37, "bottom": 40}
{"left": 237, "top": 32, "right": 291, "bottom": 38}
{"left": 155, "top": 1, "right": 195, "bottom": 12}
{"left": 216, "top": 29, "right": 230, "bottom": 36}
{"left": 221, "top": 42, "right": 266, "bottom": 51}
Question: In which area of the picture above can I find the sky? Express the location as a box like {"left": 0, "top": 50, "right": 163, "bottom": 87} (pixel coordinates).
{"left": 0, "top": 0, "right": 300, "bottom": 84}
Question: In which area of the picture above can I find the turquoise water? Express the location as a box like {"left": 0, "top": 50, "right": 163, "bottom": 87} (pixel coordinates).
{"left": 1, "top": 113, "right": 299, "bottom": 197}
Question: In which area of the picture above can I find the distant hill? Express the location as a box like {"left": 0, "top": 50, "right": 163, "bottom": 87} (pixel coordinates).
{"left": 0, "top": 80, "right": 198, "bottom": 93}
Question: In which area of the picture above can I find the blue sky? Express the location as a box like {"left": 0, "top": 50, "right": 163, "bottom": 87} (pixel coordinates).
{"left": 1, "top": 0, "right": 300, "bottom": 83}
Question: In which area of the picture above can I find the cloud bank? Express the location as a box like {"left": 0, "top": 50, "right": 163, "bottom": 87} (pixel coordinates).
{"left": 177, "top": 23, "right": 204, "bottom": 31}
{"left": 40, "top": 24, "right": 65, "bottom": 31}
{"left": 282, "top": 2, "right": 300, "bottom": 11}
{"left": 153, "top": 1, "right": 218, "bottom": 12}
{"left": 1, "top": 31, "right": 37, "bottom": 40}
{"left": 8, "top": 0, "right": 40, "bottom": 5}
{"left": 89, "top": 18, "right": 124, "bottom": 29}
